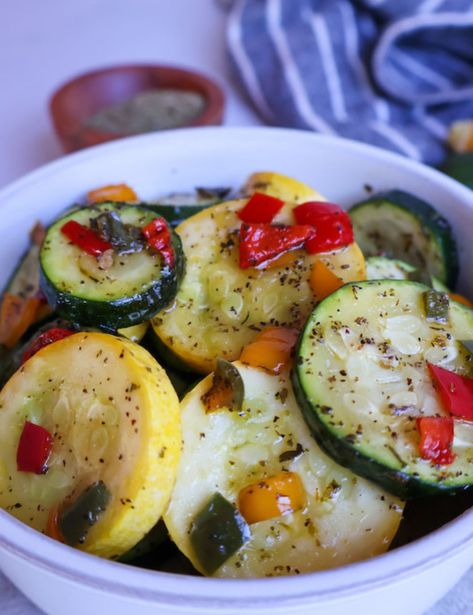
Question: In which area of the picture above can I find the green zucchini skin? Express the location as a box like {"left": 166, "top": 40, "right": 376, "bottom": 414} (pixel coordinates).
{"left": 39, "top": 203, "right": 185, "bottom": 329}
{"left": 3, "top": 243, "right": 41, "bottom": 299}
{"left": 293, "top": 280, "right": 473, "bottom": 498}
{"left": 349, "top": 190, "right": 459, "bottom": 287}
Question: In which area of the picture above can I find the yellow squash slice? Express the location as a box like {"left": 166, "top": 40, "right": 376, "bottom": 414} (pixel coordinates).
{"left": 242, "top": 171, "right": 325, "bottom": 203}
{"left": 0, "top": 332, "right": 181, "bottom": 559}
{"left": 152, "top": 198, "right": 365, "bottom": 373}
{"left": 164, "top": 363, "right": 404, "bottom": 577}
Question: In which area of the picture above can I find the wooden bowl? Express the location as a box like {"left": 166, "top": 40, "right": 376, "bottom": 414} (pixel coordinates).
{"left": 50, "top": 65, "right": 225, "bottom": 152}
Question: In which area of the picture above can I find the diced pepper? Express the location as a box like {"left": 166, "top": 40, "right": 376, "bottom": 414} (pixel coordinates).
{"left": 309, "top": 260, "right": 344, "bottom": 301}
{"left": 293, "top": 201, "right": 354, "bottom": 254}
{"left": 189, "top": 492, "right": 251, "bottom": 575}
{"left": 428, "top": 362, "right": 473, "bottom": 421}
{"left": 0, "top": 294, "right": 41, "bottom": 349}
{"left": 238, "top": 192, "right": 285, "bottom": 224}
{"left": 448, "top": 120, "right": 473, "bottom": 153}
{"left": 59, "top": 481, "right": 111, "bottom": 546}
{"left": 21, "top": 327, "right": 74, "bottom": 364}
{"left": 87, "top": 183, "right": 138, "bottom": 204}
{"left": 416, "top": 417, "right": 455, "bottom": 465}
{"left": 238, "top": 471, "right": 305, "bottom": 524}
{"left": 16, "top": 421, "right": 53, "bottom": 474}
{"left": 260, "top": 250, "right": 301, "bottom": 270}
{"left": 239, "top": 223, "right": 313, "bottom": 269}
{"left": 46, "top": 506, "right": 64, "bottom": 542}
{"left": 61, "top": 220, "right": 112, "bottom": 257}
{"left": 424, "top": 290, "right": 449, "bottom": 324}
{"left": 201, "top": 358, "right": 244, "bottom": 413}
{"left": 240, "top": 326, "right": 299, "bottom": 374}
{"left": 142, "top": 217, "right": 175, "bottom": 268}
{"left": 450, "top": 292, "right": 473, "bottom": 310}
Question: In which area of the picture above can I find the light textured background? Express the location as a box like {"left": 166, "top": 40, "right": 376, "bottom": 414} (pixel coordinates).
{"left": 0, "top": 1, "right": 471, "bottom": 613}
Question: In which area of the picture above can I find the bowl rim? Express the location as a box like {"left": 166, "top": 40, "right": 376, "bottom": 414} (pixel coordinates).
{"left": 0, "top": 126, "right": 472, "bottom": 608}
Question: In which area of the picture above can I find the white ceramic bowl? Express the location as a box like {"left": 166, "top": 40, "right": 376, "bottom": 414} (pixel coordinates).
{"left": 0, "top": 127, "right": 472, "bottom": 615}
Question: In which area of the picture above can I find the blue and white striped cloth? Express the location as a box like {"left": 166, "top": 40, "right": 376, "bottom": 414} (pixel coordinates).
{"left": 225, "top": 0, "right": 473, "bottom": 164}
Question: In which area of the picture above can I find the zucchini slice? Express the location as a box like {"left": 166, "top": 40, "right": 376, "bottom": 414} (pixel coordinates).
{"left": 293, "top": 280, "right": 473, "bottom": 497}
{"left": 349, "top": 190, "right": 458, "bottom": 287}
{"left": 147, "top": 186, "right": 231, "bottom": 227}
{"left": 242, "top": 171, "right": 325, "bottom": 203}
{"left": 4, "top": 243, "right": 41, "bottom": 299}
{"left": 164, "top": 363, "right": 404, "bottom": 578}
{"left": 40, "top": 203, "right": 184, "bottom": 329}
{"left": 366, "top": 256, "right": 416, "bottom": 281}
{"left": 0, "top": 332, "right": 181, "bottom": 558}
{"left": 152, "top": 199, "right": 366, "bottom": 373}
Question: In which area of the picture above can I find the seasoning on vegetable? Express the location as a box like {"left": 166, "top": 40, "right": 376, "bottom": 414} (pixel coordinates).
{"left": 59, "top": 481, "right": 111, "bottom": 546}
{"left": 83, "top": 89, "right": 206, "bottom": 135}
{"left": 21, "top": 327, "right": 74, "bottom": 364}
{"left": 142, "top": 216, "right": 175, "bottom": 267}
{"left": 60, "top": 220, "right": 112, "bottom": 257}
{"left": 238, "top": 192, "right": 285, "bottom": 224}
{"left": 309, "top": 260, "right": 344, "bottom": 301}
{"left": 424, "top": 290, "right": 449, "bottom": 324}
{"left": 189, "top": 492, "right": 251, "bottom": 575}
{"left": 240, "top": 326, "right": 298, "bottom": 374}
{"left": 416, "top": 416, "right": 455, "bottom": 465}
{"left": 16, "top": 421, "right": 53, "bottom": 474}
{"left": 428, "top": 362, "right": 473, "bottom": 421}
{"left": 239, "top": 223, "right": 313, "bottom": 269}
{"left": 293, "top": 201, "right": 354, "bottom": 253}
{"left": 201, "top": 358, "right": 244, "bottom": 413}
{"left": 238, "top": 471, "right": 305, "bottom": 524}
{"left": 87, "top": 183, "right": 138, "bottom": 204}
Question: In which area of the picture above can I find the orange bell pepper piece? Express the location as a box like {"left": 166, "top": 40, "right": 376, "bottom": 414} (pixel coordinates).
{"left": 0, "top": 294, "right": 41, "bottom": 349}
{"left": 449, "top": 292, "right": 473, "bottom": 310}
{"left": 46, "top": 506, "right": 64, "bottom": 542}
{"left": 87, "top": 183, "right": 138, "bottom": 204}
{"left": 259, "top": 250, "right": 300, "bottom": 270}
{"left": 238, "top": 471, "right": 305, "bottom": 524}
{"left": 309, "top": 260, "right": 343, "bottom": 301}
{"left": 240, "top": 326, "right": 299, "bottom": 374}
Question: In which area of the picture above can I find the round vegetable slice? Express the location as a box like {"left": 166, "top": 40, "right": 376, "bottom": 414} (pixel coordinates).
{"left": 152, "top": 199, "right": 365, "bottom": 373}
{"left": 293, "top": 280, "right": 473, "bottom": 497}
{"left": 40, "top": 202, "right": 184, "bottom": 329}
{"left": 0, "top": 332, "right": 181, "bottom": 558}
{"left": 242, "top": 171, "right": 325, "bottom": 203}
{"left": 164, "top": 363, "right": 404, "bottom": 577}
{"left": 349, "top": 190, "right": 458, "bottom": 287}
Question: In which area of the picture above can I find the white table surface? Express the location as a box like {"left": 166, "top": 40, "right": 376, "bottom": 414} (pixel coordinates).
{"left": 0, "top": 1, "right": 471, "bottom": 613}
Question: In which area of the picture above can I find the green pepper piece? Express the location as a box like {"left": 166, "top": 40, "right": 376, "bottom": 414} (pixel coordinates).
{"left": 201, "top": 358, "right": 244, "bottom": 413}
{"left": 189, "top": 492, "right": 251, "bottom": 575}
{"left": 59, "top": 480, "right": 111, "bottom": 546}
{"left": 424, "top": 290, "right": 449, "bottom": 324}
{"left": 461, "top": 340, "right": 473, "bottom": 355}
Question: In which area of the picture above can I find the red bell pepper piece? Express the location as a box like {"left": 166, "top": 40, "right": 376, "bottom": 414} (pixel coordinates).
{"left": 17, "top": 421, "right": 53, "bottom": 474}
{"left": 428, "top": 362, "right": 473, "bottom": 421}
{"left": 21, "top": 328, "right": 74, "bottom": 364}
{"left": 293, "top": 202, "right": 353, "bottom": 254}
{"left": 61, "top": 220, "right": 112, "bottom": 257}
{"left": 239, "top": 223, "right": 313, "bottom": 269}
{"left": 416, "top": 416, "right": 455, "bottom": 465}
{"left": 238, "top": 192, "right": 285, "bottom": 224}
{"left": 142, "top": 217, "right": 175, "bottom": 268}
